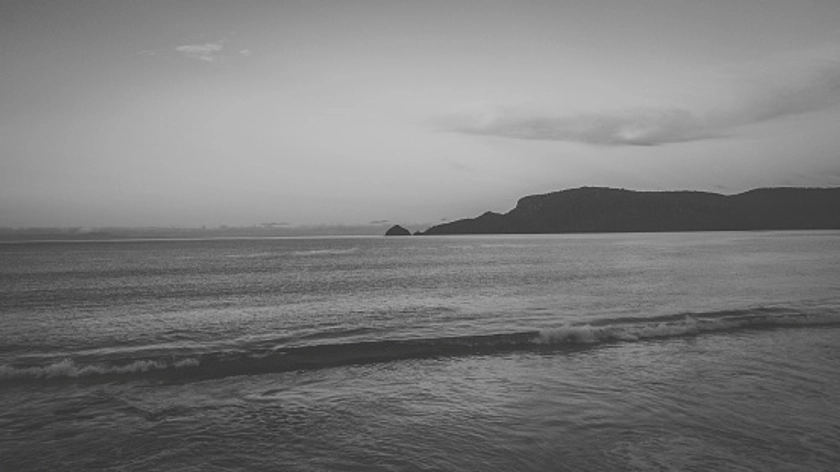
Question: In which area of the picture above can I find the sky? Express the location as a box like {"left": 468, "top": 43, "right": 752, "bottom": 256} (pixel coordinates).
{"left": 2, "top": 0, "right": 840, "bottom": 228}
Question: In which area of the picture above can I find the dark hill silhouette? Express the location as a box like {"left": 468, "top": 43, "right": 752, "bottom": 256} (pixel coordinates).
{"left": 418, "top": 187, "right": 840, "bottom": 235}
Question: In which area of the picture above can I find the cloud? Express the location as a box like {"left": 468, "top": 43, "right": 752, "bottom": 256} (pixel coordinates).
{"left": 437, "top": 48, "right": 840, "bottom": 147}
{"left": 737, "top": 55, "right": 840, "bottom": 124}
{"left": 175, "top": 43, "right": 224, "bottom": 62}
{"left": 437, "top": 107, "right": 714, "bottom": 146}
{"left": 172, "top": 41, "right": 253, "bottom": 63}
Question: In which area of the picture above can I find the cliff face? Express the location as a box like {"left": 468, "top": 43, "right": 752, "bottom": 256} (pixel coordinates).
{"left": 419, "top": 187, "right": 840, "bottom": 235}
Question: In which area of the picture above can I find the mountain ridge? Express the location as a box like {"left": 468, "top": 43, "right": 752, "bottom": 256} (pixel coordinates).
{"left": 419, "top": 187, "right": 840, "bottom": 235}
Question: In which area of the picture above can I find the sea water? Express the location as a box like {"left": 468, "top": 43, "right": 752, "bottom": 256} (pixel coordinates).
{"left": 1, "top": 231, "right": 839, "bottom": 471}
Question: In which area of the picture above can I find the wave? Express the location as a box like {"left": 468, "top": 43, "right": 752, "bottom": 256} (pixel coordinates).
{"left": 536, "top": 307, "right": 834, "bottom": 344}
{"left": 0, "top": 357, "right": 200, "bottom": 380}
{"left": 2, "top": 307, "right": 838, "bottom": 383}
{"left": 291, "top": 248, "right": 359, "bottom": 256}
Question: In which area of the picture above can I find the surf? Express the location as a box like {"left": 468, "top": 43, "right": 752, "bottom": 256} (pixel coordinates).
{"left": 3, "top": 305, "right": 838, "bottom": 384}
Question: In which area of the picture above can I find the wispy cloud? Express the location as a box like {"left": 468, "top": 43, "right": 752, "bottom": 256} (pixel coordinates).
{"left": 172, "top": 40, "right": 254, "bottom": 63}
{"left": 175, "top": 42, "right": 224, "bottom": 62}
{"left": 437, "top": 107, "right": 714, "bottom": 146}
{"left": 437, "top": 47, "right": 840, "bottom": 147}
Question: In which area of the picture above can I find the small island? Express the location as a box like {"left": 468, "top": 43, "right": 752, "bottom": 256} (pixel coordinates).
{"left": 385, "top": 225, "right": 412, "bottom": 236}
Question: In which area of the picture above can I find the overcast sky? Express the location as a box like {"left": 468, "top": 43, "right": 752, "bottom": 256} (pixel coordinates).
{"left": 2, "top": 0, "right": 840, "bottom": 227}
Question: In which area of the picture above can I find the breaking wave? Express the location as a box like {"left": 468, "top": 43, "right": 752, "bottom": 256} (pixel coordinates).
{"left": 0, "top": 357, "right": 200, "bottom": 380}
{"left": 291, "top": 247, "right": 359, "bottom": 256}
{"left": 2, "top": 307, "right": 838, "bottom": 383}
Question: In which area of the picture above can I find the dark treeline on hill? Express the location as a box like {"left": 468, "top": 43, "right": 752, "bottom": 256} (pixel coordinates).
{"left": 419, "top": 187, "right": 840, "bottom": 235}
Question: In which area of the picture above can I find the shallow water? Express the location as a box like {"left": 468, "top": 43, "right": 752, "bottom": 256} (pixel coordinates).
{"left": 2, "top": 231, "right": 839, "bottom": 470}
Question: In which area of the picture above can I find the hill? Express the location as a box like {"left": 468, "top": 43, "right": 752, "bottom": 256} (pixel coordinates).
{"left": 418, "top": 187, "right": 840, "bottom": 235}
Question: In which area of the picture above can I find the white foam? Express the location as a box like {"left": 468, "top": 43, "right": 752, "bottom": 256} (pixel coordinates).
{"left": 291, "top": 248, "right": 359, "bottom": 256}
{"left": 535, "top": 312, "right": 839, "bottom": 346}
{"left": 0, "top": 357, "right": 199, "bottom": 380}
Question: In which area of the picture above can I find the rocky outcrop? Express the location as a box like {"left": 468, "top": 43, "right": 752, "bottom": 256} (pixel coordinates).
{"left": 385, "top": 225, "right": 412, "bottom": 236}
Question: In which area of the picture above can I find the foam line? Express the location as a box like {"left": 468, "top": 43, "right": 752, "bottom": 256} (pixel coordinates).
{"left": 2, "top": 307, "right": 837, "bottom": 383}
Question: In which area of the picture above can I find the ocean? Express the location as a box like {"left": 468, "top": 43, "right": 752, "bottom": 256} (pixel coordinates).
{"left": 1, "top": 231, "right": 839, "bottom": 471}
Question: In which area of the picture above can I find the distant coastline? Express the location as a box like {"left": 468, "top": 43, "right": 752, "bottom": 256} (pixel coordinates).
{"left": 0, "top": 224, "right": 422, "bottom": 242}
{"left": 5, "top": 186, "right": 839, "bottom": 242}
{"left": 418, "top": 187, "right": 840, "bottom": 235}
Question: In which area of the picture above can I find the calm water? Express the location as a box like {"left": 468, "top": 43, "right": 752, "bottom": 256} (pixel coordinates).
{"left": 1, "top": 232, "right": 839, "bottom": 471}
